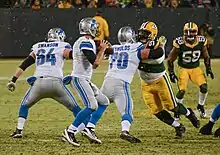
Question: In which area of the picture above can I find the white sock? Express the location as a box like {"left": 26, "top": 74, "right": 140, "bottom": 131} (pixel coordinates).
{"left": 210, "top": 117, "right": 215, "bottom": 123}
{"left": 121, "top": 120, "right": 131, "bottom": 132}
{"left": 17, "top": 117, "right": 26, "bottom": 130}
{"left": 199, "top": 92, "right": 208, "bottom": 106}
{"left": 68, "top": 124, "right": 77, "bottom": 133}
{"left": 87, "top": 122, "right": 96, "bottom": 129}
{"left": 176, "top": 97, "right": 183, "bottom": 104}
{"left": 185, "top": 109, "right": 190, "bottom": 116}
{"left": 77, "top": 123, "right": 86, "bottom": 132}
{"left": 171, "top": 120, "right": 180, "bottom": 127}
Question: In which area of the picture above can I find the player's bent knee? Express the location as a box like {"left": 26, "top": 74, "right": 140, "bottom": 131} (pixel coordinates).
{"left": 122, "top": 114, "right": 133, "bottom": 123}
{"left": 200, "top": 84, "right": 208, "bottom": 93}
{"left": 176, "top": 90, "right": 185, "bottom": 99}
{"left": 89, "top": 101, "right": 98, "bottom": 110}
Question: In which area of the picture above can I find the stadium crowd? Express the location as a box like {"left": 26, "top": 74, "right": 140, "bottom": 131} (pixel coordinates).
{"left": 2, "top": 0, "right": 219, "bottom": 9}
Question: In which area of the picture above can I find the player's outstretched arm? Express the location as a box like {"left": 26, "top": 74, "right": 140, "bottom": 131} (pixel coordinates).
{"left": 93, "top": 40, "right": 109, "bottom": 69}
{"left": 166, "top": 47, "right": 179, "bottom": 83}
{"left": 7, "top": 52, "right": 35, "bottom": 92}
{"left": 202, "top": 46, "right": 214, "bottom": 79}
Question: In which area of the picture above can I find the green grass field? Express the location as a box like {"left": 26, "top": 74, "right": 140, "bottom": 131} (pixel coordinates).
{"left": 0, "top": 59, "right": 220, "bottom": 155}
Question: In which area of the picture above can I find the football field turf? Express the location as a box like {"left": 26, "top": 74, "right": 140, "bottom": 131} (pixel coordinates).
{"left": 0, "top": 59, "right": 220, "bottom": 155}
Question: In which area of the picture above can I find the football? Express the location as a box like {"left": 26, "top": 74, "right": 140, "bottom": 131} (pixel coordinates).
{"left": 95, "top": 40, "right": 114, "bottom": 55}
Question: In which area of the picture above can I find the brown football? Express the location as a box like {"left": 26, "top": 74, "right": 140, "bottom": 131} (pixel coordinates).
{"left": 105, "top": 47, "right": 114, "bottom": 54}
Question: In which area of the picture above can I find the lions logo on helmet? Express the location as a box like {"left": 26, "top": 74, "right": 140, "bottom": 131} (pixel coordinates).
{"left": 137, "top": 21, "right": 158, "bottom": 44}
{"left": 183, "top": 22, "right": 198, "bottom": 42}
{"left": 117, "top": 26, "right": 136, "bottom": 45}
{"left": 79, "top": 17, "right": 99, "bottom": 38}
{"left": 47, "top": 28, "right": 66, "bottom": 42}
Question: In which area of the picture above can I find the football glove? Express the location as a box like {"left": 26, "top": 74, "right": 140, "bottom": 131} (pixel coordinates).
{"left": 206, "top": 67, "right": 214, "bottom": 79}
{"left": 7, "top": 81, "right": 16, "bottom": 92}
{"left": 169, "top": 71, "right": 178, "bottom": 83}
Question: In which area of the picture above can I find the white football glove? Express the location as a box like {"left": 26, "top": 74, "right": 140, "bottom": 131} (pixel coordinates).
{"left": 158, "top": 36, "right": 167, "bottom": 49}
{"left": 7, "top": 81, "right": 16, "bottom": 92}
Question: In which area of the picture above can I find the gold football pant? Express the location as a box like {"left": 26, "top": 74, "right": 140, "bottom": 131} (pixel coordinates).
{"left": 178, "top": 67, "right": 207, "bottom": 91}
{"left": 141, "top": 74, "right": 177, "bottom": 115}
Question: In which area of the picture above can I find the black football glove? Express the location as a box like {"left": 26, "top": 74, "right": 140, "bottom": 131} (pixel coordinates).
{"left": 169, "top": 71, "right": 178, "bottom": 83}
{"left": 206, "top": 67, "right": 214, "bottom": 79}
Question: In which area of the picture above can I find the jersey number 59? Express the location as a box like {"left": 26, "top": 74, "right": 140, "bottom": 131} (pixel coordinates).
{"left": 36, "top": 48, "right": 56, "bottom": 66}
{"left": 182, "top": 50, "right": 201, "bottom": 63}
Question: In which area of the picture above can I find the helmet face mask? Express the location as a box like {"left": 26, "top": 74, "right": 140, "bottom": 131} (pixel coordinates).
{"left": 137, "top": 29, "right": 152, "bottom": 44}
{"left": 137, "top": 21, "right": 158, "bottom": 44}
{"left": 79, "top": 17, "right": 99, "bottom": 38}
{"left": 117, "top": 26, "right": 136, "bottom": 45}
{"left": 47, "top": 28, "right": 66, "bottom": 42}
{"left": 183, "top": 22, "right": 198, "bottom": 42}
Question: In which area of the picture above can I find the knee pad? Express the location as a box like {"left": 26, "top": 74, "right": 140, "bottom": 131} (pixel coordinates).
{"left": 176, "top": 90, "right": 185, "bottom": 99}
{"left": 200, "top": 84, "right": 208, "bottom": 93}
{"left": 122, "top": 114, "right": 133, "bottom": 123}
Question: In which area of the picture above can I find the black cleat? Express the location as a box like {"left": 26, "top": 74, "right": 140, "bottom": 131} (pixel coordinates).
{"left": 10, "top": 128, "right": 22, "bottom": 138}
{"left": 120, "top": 131, "right": 141, "bottom": 143}
{"left": 62, "top": 128, "right": 80, "bottom": 146}
{"left": 199, "top": 121, "right": 214, "bottom": 135}
{"left": 83, "top": 127, "right": 102, "bottom": 144}
{"left": 214, "top": 128, "right": 220, "bottom": 137}
{"left": 186, "top": 108, "right": 200, "bottom": 128}
{"left": 197, "top": 104, "right": 207, "bottom": 119}
{"left": 175, "top": 124, "right": 186, "bottom": 138}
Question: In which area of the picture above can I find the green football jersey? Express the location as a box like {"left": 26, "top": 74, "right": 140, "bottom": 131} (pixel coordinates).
{"left": 173, "top": 35, "right": 207, "bottom": 69}
{"left": 138, "top": 39, "right": 166, "bottom": 73}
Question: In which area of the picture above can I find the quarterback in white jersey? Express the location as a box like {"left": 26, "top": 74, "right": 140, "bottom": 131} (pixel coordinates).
{"left": 62, "top": 17, "right": 110, "bottom": 146}
{"left": 86, "top": 26, "right": 167, "bottom": 143}
{"left": 7, "top": 28, "right": 83, "bottom": 138}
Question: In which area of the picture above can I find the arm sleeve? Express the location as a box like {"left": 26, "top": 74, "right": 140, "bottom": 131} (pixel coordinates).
{"left": 79, "top": 41, "right": 95, "bottom": 52}
{"left": 137, "top": 44, "right": 145, "bottom": 60}
{"left": 148, "top": 47, "right": 164, "bottom": 59}
{"left": 82, "top": 49, "right": 96, "bottom": 65}
{"left": 19, "top": 55, "right": 35, "bottom": 71}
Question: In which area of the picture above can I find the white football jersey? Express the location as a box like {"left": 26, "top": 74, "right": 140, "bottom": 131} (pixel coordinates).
{"left": 105, "top": 42, "right": 144, "bottom": 84}
{"left": 71, "top": 36, "right": 96, "bottom": 80}
{"left": 31, "top": 41, "right": 72, "bottom": 78}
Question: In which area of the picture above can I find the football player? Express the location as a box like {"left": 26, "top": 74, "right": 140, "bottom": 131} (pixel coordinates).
{"left": 61, "top": 17, "right": 110, "bottom": 146}
{"left": 137, "top": 21, "right": 200, "bottom": 138}
{"left": 82, "top": 26, "right": 164, "bottom": 143}
{"left": 199, "top": 104, "right": 220, "bottom": 137}
{"left": 7, "top": 28, "right": 85, "bottom": 138}
{"left": 167, "top": 22, "right": 214, "bottom": 119}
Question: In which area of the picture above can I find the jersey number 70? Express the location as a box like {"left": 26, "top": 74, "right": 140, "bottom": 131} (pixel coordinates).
{"left": 36, "top": 48, "right": 56, "bottom": 66}
{"left": 109, "top": 52, "right": 129, "bottom": 69}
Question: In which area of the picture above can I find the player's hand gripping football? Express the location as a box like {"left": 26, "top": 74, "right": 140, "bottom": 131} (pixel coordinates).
{"left": 99, "top": 40, "right": 110, "bottom": 51}
{"left": 206, "top": 67, "right": 214, "bottom": 79}
{"left": 7, "top": 81, "right": 16, "bottom": 92}
{"left": 169, "top": 71, "right": 178, "bottom": 83}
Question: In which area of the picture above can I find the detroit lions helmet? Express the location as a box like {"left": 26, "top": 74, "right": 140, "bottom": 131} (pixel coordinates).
{"left": 117, "top": 26, "right": 136, "bottom": 44}
{"left": 47, "top": 28, "right": 66, "bottom": 42}
{"left": 79, "top": 17, "right": 99, "bottom": 38}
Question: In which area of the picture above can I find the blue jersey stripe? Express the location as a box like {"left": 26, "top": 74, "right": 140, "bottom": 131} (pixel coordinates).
{"left": 137, "top": 44, "right": 144, "bottom": 60}
{"left": 79, "top": 42, "right": 93, "bottom": 50}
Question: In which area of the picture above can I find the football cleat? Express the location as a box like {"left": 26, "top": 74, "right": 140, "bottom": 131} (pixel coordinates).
{"left": 83, "top": 127, "right": 102, "bottom": 144}
{"left": 10, "top": 128, "right": 22, "bottom": 138}
{"left": 214, "top": 128, "right": 220, "bottom": 137}
{"left": 186, "top": 108, "right": 200, "bottom": 128}
{"left": 120, "top": 131, "right": 141, "bottom": 143}
{"left": 199, "top": 122, "right": 214, "bottom": 135}
{"left": 197, "top": 104, "right": 207, "bottom": 119}
{"left": 62, "top": 128, "right": 80, "bottom": 147}
{"left": 175, "top": 124, "right": 186, "bottom": 138}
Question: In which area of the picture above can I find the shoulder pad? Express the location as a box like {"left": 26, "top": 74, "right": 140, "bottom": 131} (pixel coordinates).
{"left": 173, "top": 37, "right": 184, "bottom": 48}
{"left": 197, "top": 35, "right": 206, "bottom": 42}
